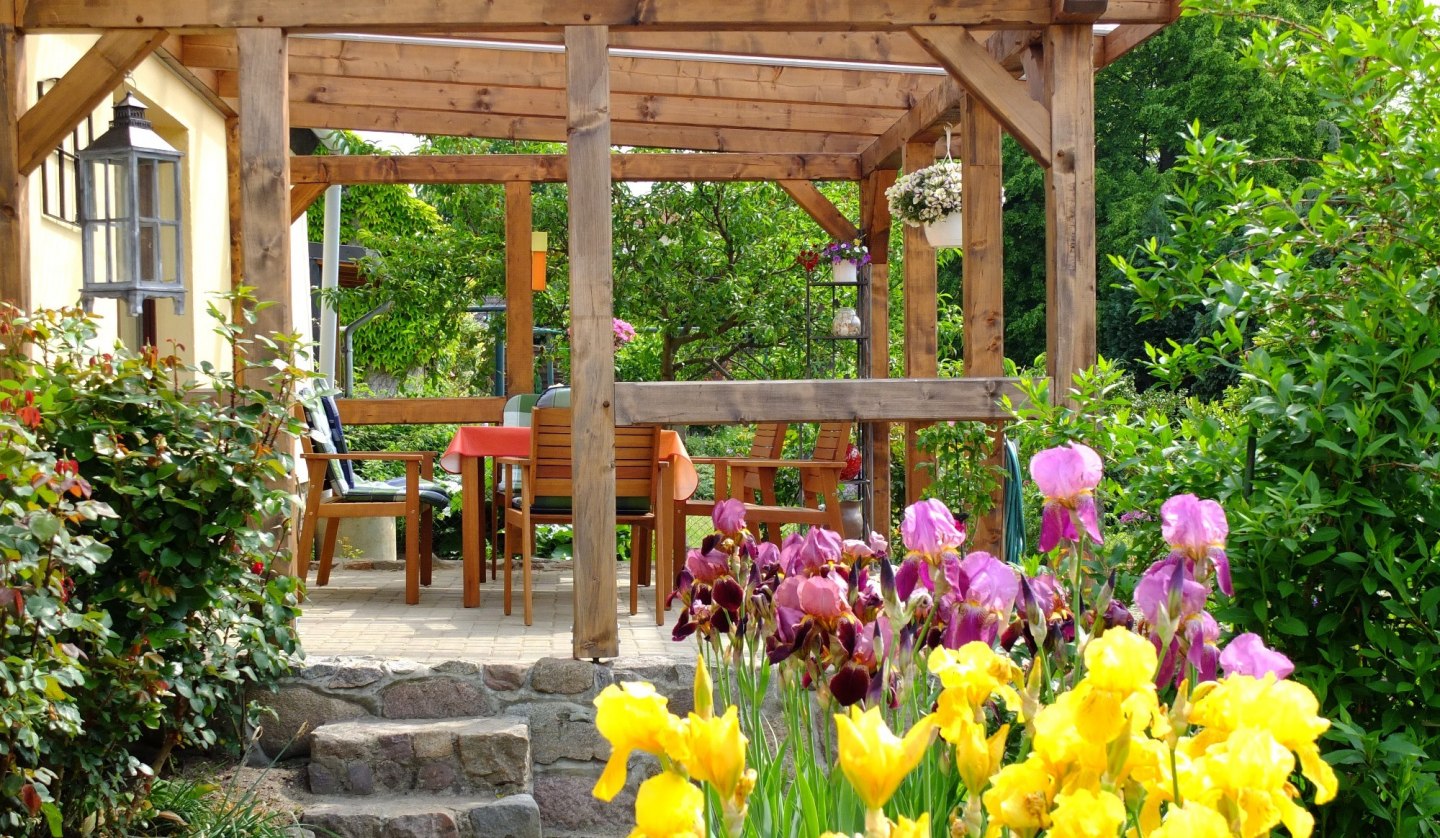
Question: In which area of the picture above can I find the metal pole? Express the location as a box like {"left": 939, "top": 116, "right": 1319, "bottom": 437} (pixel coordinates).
{"left": 338, "top": 300, "right": 392, "bottom": 397}
{"left": 318, "top": 185, "right": 343, "bottom": 382}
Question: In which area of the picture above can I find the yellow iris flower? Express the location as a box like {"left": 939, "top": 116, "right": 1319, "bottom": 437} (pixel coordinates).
{"left": 675, "top": 705, "right": 750, "bottom": 803}
{"left": 592, "top": 682, "right": 683, "bottom": 802}
{"left": 939, "top": 713, "right": 1009, "bottom": 797}
{"left": 834, "top": 705, "right": 937, "bottom": 811}
{"left": 629, "top": 770, "right": 704, "bottom": 838}
{"left": 928, "top": 641, "right": 1025, "bottom": 718}
{"left": 1149, "top": 803, "right": 1233, "bottom": 838}
{"left": 1047, "top": 788, "right": 1126, "bottom": 838}
{"left": 889, "top": 813, "right": 931, "bottom": 838}
{"left": 1083, "top": 628, "right": 1159, "bottom": 696}
{"left": 982, "top": 754, "right": 1057, "bottom": 838}
{"left": 1179, "top": 726, "right": 1316, "bottom": 838}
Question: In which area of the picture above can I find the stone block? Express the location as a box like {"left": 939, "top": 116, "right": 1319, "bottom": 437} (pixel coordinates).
{"left": 467, "top": 794, "right": 542, "bottom": 838}
{"left": 309, "top": 716, "right": 529, "bottom": 796}
{"left": 484, "top": 662, "right": 528, "bottom": 692}
{"left": 525, "top": 703, "right": 606, "bottom": 765}
{"left": 380, "top": 677, "right": 492, "bottom": 719}
{"left": 253, "top": 686, "right": 367, "bottom": 758}
{"left": 457, "top": 717, "right": 531, "bottom": 791}
{"left": 530, "top": 658, "right": 596, "bottom": 695}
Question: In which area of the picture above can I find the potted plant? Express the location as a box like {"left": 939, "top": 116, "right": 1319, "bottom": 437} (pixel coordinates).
{"left": 823, "top": 239, "right": 869, "bottom": 284}
{"left": 885, "top": 158, "right": 964, "bottom": 248}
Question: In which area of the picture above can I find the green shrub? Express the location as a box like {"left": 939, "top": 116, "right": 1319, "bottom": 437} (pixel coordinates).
{"left": 0, "top": 301, "right": 305, "bottom": 834}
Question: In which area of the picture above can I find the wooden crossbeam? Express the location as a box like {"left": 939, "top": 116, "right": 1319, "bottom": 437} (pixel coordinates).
{"left": 184, "top": 35, "right": 937, "bottom": 111}
{"left": 614, "top": 378, "right": 1025, "bottom": 424}
{"left": 462, "top": 29, "right": 944, "bottom": 66}
{"left": 1054, "top": 0, "right": 1110, "bottom": 23}
{"left": 23, "top": 0, "right": 1178, "bottom": 32}
{"left": 290, "top": 182, "right": 326, "bottom": 222}
{"left": 282, "top": 101, "right": 874, "bottom": 154}
{"left": 291, "top": 153, "right": 863, "bottom": 184}
{"left": 1095, "top": 23, "right": 1166, "bottom": 66}
{"left": 911, "top": 26, "right": 1053, "bottom": 166}
{"left": 17, "top": 29, "right": 167, "bottom": 175}
{"left": 778, "top": 180, "right": 859, "bottom": 242}
{"left": 220, "top": 72, "right": 903, "bottom": 137}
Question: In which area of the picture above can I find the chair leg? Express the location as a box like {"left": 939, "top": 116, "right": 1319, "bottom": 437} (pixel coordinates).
{"left": 297, "top": 480, "right": 326, "bottom": 583}
{"left": 404, "top": 509, "right": 420, "bottom": 606}
{"left": 656, "top": 514, "right": 672, "bottom": 626}
{"left": 420, "top": 507, "right": 434, "bottom": 587}
{"left": 522, "top": 521, "right": 534, "bottom": 626}
{"left": 503, "top": 519, "right": 513, "bottom": 616}
{"left": 629, "top": 524, "right": 646, "bottom": 616}
{"left": 317, "top": 519, "right": 340, "bottom": 586}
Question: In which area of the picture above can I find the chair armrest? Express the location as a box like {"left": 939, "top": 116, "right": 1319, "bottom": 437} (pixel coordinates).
{"left": 709, "top": 457, "right": 841, "bottom": 470}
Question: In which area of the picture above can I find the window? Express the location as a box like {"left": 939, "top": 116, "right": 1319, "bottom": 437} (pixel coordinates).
{"left": 36, "top": 79, "right": 95, "bottom": 224}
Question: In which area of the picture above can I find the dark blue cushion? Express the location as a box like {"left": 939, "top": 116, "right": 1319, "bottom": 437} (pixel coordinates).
{"left": 345, "top": 479, "right": 451, "bottom": 509}
{"left": 511, "top": 495, "right": 651, "bottom": 515}
{"left": 320, "top": 394, "right": 356, "bottom": 489}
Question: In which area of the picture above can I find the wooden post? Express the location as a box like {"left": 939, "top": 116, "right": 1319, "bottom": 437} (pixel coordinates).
{"left": 225, "top": 116, "right": 244, "bottom": 359}
{"left": 505, "top": 181, "right": 535, "bottom": 396}
{"left": 1043, "top": 25, "right": 1097, "bottom": 402}
{"left": 902, "top": 140, "right": 937, "bottom": 505}
{"left": 565, "top": 24, "right": 619, "bottom": 660}
{"left": 0, "top": 22, "right": 25, "bottom": 311}
{"left": 236, "top": 29, "right": 292, "bottom": 367}
{"left": 961, "top": 96, "right": 1006, "bottom": 556}
{"left": 861, "top": 168, "right": 895, "bottom": 537}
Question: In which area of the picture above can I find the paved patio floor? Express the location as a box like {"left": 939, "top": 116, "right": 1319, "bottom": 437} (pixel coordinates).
{"left": 295, "top": 559, "right": 689, "bottom": 664}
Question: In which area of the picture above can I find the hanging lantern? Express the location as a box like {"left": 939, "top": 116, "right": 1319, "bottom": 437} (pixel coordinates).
{"left": 77, "top": 93, "right": 186, "bottom": 315}
{"left": 531, "top": 231, "right": 548, "bottom": 292}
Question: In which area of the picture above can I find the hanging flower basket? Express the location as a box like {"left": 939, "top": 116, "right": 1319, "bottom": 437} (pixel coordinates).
{"left": 824, "top": 240, "right": 869, "bottom": 284}
{"left": 923, "top": 212, "right": 964, "bottom": 248}
{"left": 885, "top": 158, "right": 965, "bottom": 249}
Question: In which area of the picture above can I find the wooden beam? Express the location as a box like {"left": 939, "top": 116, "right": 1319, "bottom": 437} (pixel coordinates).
{"left": 334, "top": 397, "right": 505, "bottom": 426}
{"left": 17, "top": 30, "right": 167, "bottom": 175}
{"left": 24, "top": 0, "right": 1180, "bottom": 32}
{"left": 1054, "top": 0, "right": 1109, "bottom": 23}
{"left": 566, "top": 24, "right": 618, "bottom": 660}
{"left": 236, "top": 29, "right": 291, "bottom": 368}
{"left": 252, "top": 72, "right": 903, "bottom": 137}
{"left": 860, "top": 167, "right": 896, "bottom": 535}
{"left": 155, "top": 41, "right": 236, "bottom": 118}
{"left": 469, "top": 29, "right": 944, "bottom": 66}
{"left": 911, "top": 26, "right": 1053, "bottom": 166}
{"left": 282, "top": 101, "right": 873, "bottom": 155}
{"left": 289, "top": 181, "right": 326, "bottom": 222}
{"left": 0, "top": 23, "right": 25, "bottom": 311}
{"left": 1095, "top": 23, "right": 1165, "bottom": 66}
{"left": 504, "top": 182, "right": 534, "bottom": 397}
{"left": 860, "top": 77, "right": 961, "bottom": 174}
{"left": 961, "top": 96, "right": 1006, "bottom": 555}
{"left": 902, "top": 140, "right": 938, "bottom": 505}
{"left": 291, "top": 153, "right": 863, "bottom": 185}
{"left": 186, "top": 35, "right": 937, "bottom": 111}
{"left": 615, "top": 378, "right": 1024, "bottom": 424}
{"left": 778, "top": 180, "right": 859, "bottom": 243}
{"left": 1044, "top": 24, "right": 1097, "bottom": 401}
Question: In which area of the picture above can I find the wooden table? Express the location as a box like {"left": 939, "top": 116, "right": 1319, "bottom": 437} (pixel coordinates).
{"left": 441, "top": 426, "right": 696, "bottom": 608}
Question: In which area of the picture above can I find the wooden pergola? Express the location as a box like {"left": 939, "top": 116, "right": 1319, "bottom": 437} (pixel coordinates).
{"left": 0, "top": 1, "right": 1177, "bottom": 658}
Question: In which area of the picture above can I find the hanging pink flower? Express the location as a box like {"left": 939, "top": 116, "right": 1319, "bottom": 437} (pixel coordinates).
{"left": 1219, "top": 632, "right": 1295, "bottom": 680}
{"left": 900, "top": 499, "right": 966, "bottom": 558}
{"left": 1029, "top": 442, "right": 1104, "bottom": 552}
{"left": 1160, "top": 493, "right": 1233, "bottom": 595}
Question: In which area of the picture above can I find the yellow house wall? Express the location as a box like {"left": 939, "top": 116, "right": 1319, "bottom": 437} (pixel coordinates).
{"left": 24, "top": 35, "right": 233, "bottom": 374}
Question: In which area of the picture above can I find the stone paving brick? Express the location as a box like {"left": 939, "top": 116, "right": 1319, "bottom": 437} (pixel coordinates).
{"left": 297, "top": 562, "right": 689, "bottom": 665}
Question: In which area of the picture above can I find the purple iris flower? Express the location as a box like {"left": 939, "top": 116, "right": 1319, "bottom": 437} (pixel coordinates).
{"left": 900, "top": 498, "right": 966, "bottom": 557}
{"left": 1029, "top": 443, "right": 1104, "bottom": 552}
{"left": 1219, "top": 632, "right": 1295, "bottom": 680}
{"left": 1160, "top": 493, "right": 1233, "bottom": 596}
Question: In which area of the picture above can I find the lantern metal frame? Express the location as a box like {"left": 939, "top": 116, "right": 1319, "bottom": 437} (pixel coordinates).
{"left": 77, "top": 92, "right": 187, "bottom": 316}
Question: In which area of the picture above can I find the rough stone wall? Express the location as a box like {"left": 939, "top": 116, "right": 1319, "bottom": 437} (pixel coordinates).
{"left": 251, "top": 655, "right": 697, "bottom": 833}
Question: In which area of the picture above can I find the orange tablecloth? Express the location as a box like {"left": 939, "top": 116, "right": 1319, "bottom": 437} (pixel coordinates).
{"left": 442, "top": 426, "right": 697, "bottom": 501}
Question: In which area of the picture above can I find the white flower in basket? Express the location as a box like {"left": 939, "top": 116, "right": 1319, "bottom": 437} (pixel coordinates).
{"left": 885, "top": 159, "right": 966, "bottom": 248}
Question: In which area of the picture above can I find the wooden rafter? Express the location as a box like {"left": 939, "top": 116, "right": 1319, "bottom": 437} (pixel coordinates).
{"left": 450, "top": 29, "right": 944, "bottom": 66}
{"left": 24, "top": 0, "right": 1178, "bottom": 32}
{"left": 280, "top": 101, "right": 874, "bottom": 154}
{"left": 290, "top": 153, "right": 863, "bottom": 184}
{"left": 1054, "top": 0, "right": 1110, "bottom": 23}
{"left": 911, "top": 26, "right": 1053, "bottom": 166}
{"left": 778, "top": 180, "right": 859, "bottom": 243}
{"left": 17, "top": 29, "right": 168, "bottom": 175}
{"left": 1095, "top": 23, "right": 1166, "bottom": 66}
{"left": 220, "top": 72, "right": 904, "bottom": 136}
{"left": 183, "top": 35, "right": 941, "bottom": 111}
{"left": 289, "top": 181, "right": 326, "bottom": 221}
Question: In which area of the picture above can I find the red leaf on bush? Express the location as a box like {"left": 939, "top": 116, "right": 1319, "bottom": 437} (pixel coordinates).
{"left": 19, "top": 783, "right": 40, "bottom": 816}
{"left": 0, "top": 587, "right": 23, "bottom": 616}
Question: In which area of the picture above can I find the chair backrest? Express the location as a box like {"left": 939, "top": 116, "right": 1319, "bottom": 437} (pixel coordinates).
{"left": 299, "top": 389, "right": 356, "bottom": 496}
{"left": 740, "top": 422, "right": 789, "bottom": 493}
{"left": 528, "top": 407, "right": 661, "bottom": 515}
{"left": 535, "top": 385, "right": 571, "bottom": 408}
{"left": 801, "top": 422, "right": 851, "bottom": 493}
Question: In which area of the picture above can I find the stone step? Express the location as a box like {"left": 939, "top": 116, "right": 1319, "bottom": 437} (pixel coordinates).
{"left": 302, "top": 792, "right": 541, "bottom": 838}
{"left": 308, "top": 716, "right": 530, "bottom": 797}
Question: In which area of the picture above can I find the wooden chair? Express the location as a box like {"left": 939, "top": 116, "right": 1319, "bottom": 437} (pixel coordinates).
{"left": 670, "top": 422, "right": 788, "bottom": 580}
{"left": 488, "top": 392, "right": 541, "bottom": 581}
{"left": 712, "top": 422, "right": 850, "bottom": 543}
{"left": 498, "top": 408, "right": 666, "bottom": 625}
{"left": 295, "top": 395, "right": 452, "bottom": 605}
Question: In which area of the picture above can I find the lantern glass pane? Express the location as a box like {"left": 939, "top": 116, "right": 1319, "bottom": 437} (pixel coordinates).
{"left": 85, "top": 158, "right": 126, "bottom": 221}
{"left": 159, "top": 224, "right": 180, "bottom": 284}
{"left": 139, "top": 222, "right": 158, "bottom": 281}
{"left": 158, "top": 160, "right": 179, "bottom": 220}
{"left": 137, "top": 157, "right": 157, "bottom": 218}
{"left": 84, "top": 221, "right": 123, "bottom": 285}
